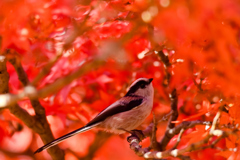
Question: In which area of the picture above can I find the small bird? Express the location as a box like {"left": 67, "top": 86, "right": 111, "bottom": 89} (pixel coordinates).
{"left": 34, "top": 77, "right": 154, "bottom": 154}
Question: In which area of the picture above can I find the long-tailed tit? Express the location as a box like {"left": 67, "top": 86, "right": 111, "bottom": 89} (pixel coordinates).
{"left": 34, "top": 77, "right": 154, "bottom": 154}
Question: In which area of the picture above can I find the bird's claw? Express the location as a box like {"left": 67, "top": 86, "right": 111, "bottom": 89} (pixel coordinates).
{"left": 127, "top": 129, "right": 145, "bottom": 142}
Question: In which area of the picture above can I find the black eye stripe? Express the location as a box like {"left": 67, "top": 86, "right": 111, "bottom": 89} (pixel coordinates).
{"left": 125, "top": 80, "right": 150, "bottom": 96}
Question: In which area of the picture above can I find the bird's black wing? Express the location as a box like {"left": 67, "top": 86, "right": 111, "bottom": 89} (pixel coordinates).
{"left": 86, "top": 96, "right": 143, "bottom": 127}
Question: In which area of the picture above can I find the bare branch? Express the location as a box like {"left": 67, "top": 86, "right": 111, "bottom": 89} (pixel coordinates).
{"left": 168, "top": 89, "right": 178, "bottom": 129}
{"left": 143, "top": 105, "right": 230, "bottom": 159}
{"left": 150, "top": 113, "right": 161, "bottom": 150}
{"left": 127, "top": 119, "right": 159, "bottom": 157}
{"left": 127, "top": 130, "right": 151, "bottom": 157}
{"left": 0, "top": 55, "right": 9, "bottom": 93}
{"left": 159, "top": 89, "right": 179, "bottom": 150}
{"left": 144, "top": 130, "right": 234, "bottom": 159}
{"left": 1, "top": 54, "right": 64, "bottom": 160}
{"left": 0, "top": 56, "right": 35, "bottom": 126}
{"left": 6, "top": 50, "right": 45, "bottom": 116}
{"left": 156, "top": 50, "right": 171, "bottom": 86}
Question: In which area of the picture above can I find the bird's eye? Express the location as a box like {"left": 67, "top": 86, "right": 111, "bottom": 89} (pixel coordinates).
{"left": 140, "top": 84, "right": 146, "bottom": 89}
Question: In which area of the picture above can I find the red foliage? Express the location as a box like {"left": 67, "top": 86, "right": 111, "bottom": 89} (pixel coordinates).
{"left": 0, "top": 0, "right": 240, "bottom": 159}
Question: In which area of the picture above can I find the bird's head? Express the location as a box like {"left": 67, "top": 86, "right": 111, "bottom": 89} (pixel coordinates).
{"left": 125, "top": 78, "right": 154, "bottom": 97}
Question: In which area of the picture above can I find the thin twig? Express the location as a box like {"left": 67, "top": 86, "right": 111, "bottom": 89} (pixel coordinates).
{"left": 192, "top": 78, "right": 204, "bottom": 92}
{"left": 171, "top": 128, "right": 185, "bottom": 150}
{"left": 159, "top": 89, "right": 178, "bottom": 151}
{"left": 158, "top": 111, "right": 172, "bottom": 123}
{"left": 150, "top": 113, "right": 161, "bottom": 150}
{"left": 156, "top": 50, "right": 171, "bottom": 86}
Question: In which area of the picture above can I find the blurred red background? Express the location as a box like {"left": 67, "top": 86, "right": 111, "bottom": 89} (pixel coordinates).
{"left": 0, "top": 0, "right": 240, "bottom": 159}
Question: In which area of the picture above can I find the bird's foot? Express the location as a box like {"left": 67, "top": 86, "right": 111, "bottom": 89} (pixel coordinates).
{"left": 127, "top": 129, "right": 145, "bottom": 142}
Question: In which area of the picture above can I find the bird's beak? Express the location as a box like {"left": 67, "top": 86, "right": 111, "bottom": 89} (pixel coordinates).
{"left": 148, "top": 78, "right": 153, "bottom": 83}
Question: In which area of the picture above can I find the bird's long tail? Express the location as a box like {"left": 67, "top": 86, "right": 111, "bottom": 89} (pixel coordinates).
{"left": 34, "top": 124, "right": 97, "bottom": 154}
